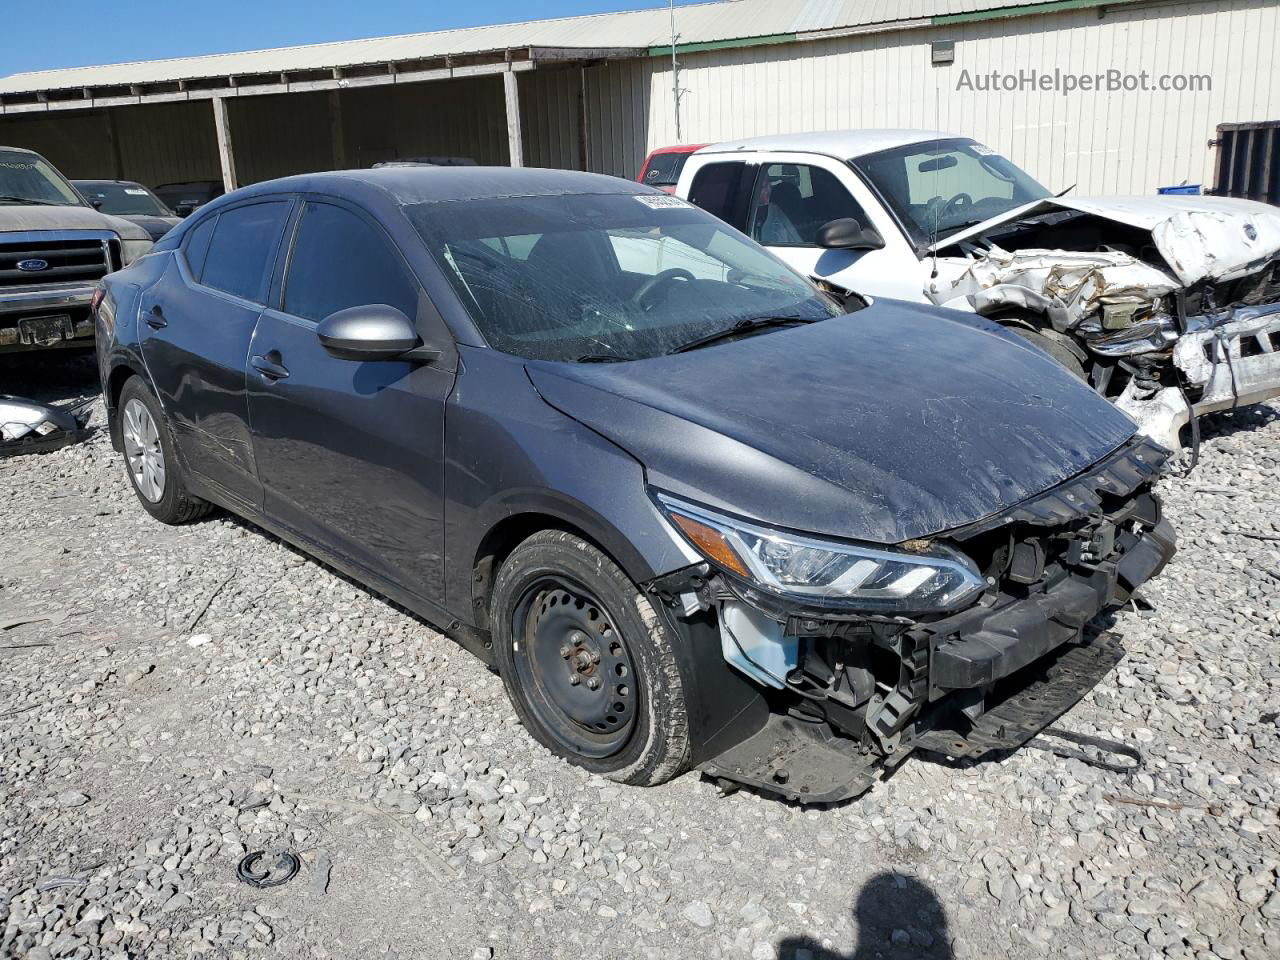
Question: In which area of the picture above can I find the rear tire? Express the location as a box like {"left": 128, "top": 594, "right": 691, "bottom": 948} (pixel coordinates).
{"left": 491, "top": 530, "right": 691, "bottom": 787}
{"left": 117, "top": 377, "right": 213, "bottom": 525}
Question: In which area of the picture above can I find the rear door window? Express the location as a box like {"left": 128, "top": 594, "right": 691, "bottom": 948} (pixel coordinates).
{"left": 686, "top": 161, "right": 753, "bottom": 231}
{"left": 749, "top": 164, "right": 871, "bottom": 246}
{"left": 283, "top": 201, "right": 419, "bottom": 323}
{"left": 199, "top": 200, "right": 291, "bottom": 304}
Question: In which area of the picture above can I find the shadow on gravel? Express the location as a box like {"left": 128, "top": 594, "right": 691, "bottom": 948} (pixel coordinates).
{"left": 0, "top": 351, "right": 99, "bottom": 406}
{"left": 777, "top": 872, "right": 954, "bottom": 959}
{"left": 1187, "top": 401, "right": 1278, "bottom": 444}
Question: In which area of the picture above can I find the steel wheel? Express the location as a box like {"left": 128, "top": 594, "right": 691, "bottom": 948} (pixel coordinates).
{"left": 122, "top": 396, "right": 166, "bottom": 503}
{"left": 510, "top": 577, "right": 637, "bottom": 759}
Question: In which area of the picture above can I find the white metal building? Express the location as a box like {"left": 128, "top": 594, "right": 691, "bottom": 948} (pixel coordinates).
{"left": 0, "top": 0, "right": 1276, "bottom": 197}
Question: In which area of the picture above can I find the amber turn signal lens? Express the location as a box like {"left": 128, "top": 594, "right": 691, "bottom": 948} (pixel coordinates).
{"left": 670, "top": 512, "right": 750, "bottom": 578}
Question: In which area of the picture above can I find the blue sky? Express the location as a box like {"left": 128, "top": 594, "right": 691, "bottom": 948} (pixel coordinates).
{"left": 1, "top": 0, "right": 705, "bottom": 77}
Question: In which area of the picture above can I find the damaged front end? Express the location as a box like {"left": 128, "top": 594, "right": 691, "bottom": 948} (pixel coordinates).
{"left": 935, "top": 204, "right": 1280, "bottom": 450}
{"left": 647, "top": 436, "right": 1175, "bottom": 804}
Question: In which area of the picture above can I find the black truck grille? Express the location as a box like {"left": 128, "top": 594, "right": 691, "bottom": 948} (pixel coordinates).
{"left": 0, "top": 238, "right": 113, "bottom": 288}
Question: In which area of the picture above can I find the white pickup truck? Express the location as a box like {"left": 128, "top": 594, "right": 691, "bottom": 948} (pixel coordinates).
{"left": 673, "top": 130, "right": 1280, "bottom": 450}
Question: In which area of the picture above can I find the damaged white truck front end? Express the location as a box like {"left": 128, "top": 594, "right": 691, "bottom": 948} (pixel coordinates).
{"left": 932, "top": 196, "right": 1280, "bottom": 450}
{"left": 675, "top": 132, "right": 1280, "bottom": 452}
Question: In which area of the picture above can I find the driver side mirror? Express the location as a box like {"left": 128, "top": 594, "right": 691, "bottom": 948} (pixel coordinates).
{"left": 316, "top": 305, "right": 439, "bottom": 363}
{"left": 174, "top": 203, "right": 195, "bottom": 218}
{"left": 816, "top": 217, "right": 885, "bottom": 251}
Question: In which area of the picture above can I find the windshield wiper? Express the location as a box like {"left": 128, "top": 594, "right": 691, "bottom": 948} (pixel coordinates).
{"left": 0, "top": 195, "right": 53, "bottom": 206}
{"left": 576, "top": 353, "right": 634, "bottom": 363}
{"left": 669, "top": 315, "right": 811, "bottom": 355}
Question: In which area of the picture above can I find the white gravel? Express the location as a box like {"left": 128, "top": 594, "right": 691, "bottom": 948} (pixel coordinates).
{"left": 1, "top": 356, "right": 1278, "bottom": 960}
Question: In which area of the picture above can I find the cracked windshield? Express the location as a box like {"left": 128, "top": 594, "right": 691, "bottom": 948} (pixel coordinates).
{"left": 410, "top": 192, "right": 843, "bottom": 362}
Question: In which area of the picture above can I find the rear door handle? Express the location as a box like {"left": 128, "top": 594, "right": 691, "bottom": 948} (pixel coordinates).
{"left": 144, "top": 304, "right": 167, "bottom": 329}
{"left": 251, "top": 353, "right": 290, "bottom": 381}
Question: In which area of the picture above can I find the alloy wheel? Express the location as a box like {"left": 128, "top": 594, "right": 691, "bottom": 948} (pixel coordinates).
{"left": 122, "top": 397, "right": 166, "bottom": 503}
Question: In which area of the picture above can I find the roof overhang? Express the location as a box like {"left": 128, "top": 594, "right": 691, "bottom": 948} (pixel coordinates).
{"left": 0, "top": 45, "right": 644, "bottom": 116}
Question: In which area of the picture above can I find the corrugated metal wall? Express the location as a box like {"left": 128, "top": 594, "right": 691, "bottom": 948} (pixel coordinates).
{"left": 521, "top": 67, "right": 584, "bottom": 170}
{"left": 582, "top": 60, "right": 654, "bottom": 181}
{"left": 593, "top": 0, "right": 1279, "bottom": 193}
{"left": 338, "top": 75, "right": 511, "bottom": 171}
{"left": 231, "top": 75, "right": 512, "bottom": 184}
{"left": 0, "top": 100, "right": 220, "bottom": 185}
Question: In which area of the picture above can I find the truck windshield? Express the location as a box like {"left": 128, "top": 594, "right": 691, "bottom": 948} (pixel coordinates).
{"left": 74, "top": 181, "right": 172, "bottom": 216}
{"left": 0, "top": 149, "right": 84, "bottom": 207}
{"left": 409, "top": 192, "right": 842, "bottom": 362}
{"left": 855, "top": 138, "right": 1051, "bottom": 248}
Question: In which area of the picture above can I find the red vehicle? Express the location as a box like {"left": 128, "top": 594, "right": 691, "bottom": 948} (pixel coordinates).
{"left": 636, "top": 143, "right": 708, "bottom": 194}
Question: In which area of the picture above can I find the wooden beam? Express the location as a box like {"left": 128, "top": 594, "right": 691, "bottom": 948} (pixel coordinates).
{"left": 578, "top": 67, "right": 590, "bottom": 172}
{"left": 211, "top": 96, "right": 238, "bottom": 192}
{"left": 503, "top": 70, "right": 523, "bottom": 168}
{"left": 328, "top": 90, "right": 346, "bottom": 170}
{"left": 103, "top": 110, "right": 124, "bottom": 179}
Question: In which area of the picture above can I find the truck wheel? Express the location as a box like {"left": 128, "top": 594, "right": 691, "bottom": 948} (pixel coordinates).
{"left": 491, "top": 530, "right": 691, "bottom": 787}
{"left": 117, "top": 377, "right": 213, "bottom": 525}
{"left": 1008, "top": 326, "right": 1088, "bottom": 381}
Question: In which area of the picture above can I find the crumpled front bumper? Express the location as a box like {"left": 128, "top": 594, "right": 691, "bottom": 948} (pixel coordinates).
{"left": 926, "top": 516, "right": 1175, "bottom": 692}
{"left": 1116, "top": 300, "right": 1280, "bottom": 449}
{"left": 689, "top": 438, "right": 1177, "bottom": 803}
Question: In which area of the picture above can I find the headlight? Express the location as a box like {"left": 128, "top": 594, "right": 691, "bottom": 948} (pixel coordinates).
{"left": 120, "top": 238, "right": 153, "bottom": 266}
{"left": 656, "top": 493, "right": 986, "bottom": 613}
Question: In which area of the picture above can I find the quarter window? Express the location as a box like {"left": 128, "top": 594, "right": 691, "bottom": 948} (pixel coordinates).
{"left": 199, "top": 201, "right": 290, "bottom": 304}
{"left": 283, "top": 202, "right": 419, "bottom": 322}
{"left": 181, "top": 215, "right": 216, "bottom": 281}
{"left": 749, "top": 164, "right": 870, "bottom": 247}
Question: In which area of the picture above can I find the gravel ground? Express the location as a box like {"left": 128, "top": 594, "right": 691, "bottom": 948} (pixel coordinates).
{"left": 1, "top": 354, "right": 1278, "bottom": 960}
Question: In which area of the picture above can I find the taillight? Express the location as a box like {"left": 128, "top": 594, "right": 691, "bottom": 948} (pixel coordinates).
{"left": 90, "top": 286, "right": 106, "bottom": 314}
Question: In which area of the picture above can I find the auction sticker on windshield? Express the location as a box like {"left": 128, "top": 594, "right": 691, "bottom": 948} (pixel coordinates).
{"left": 634, "top": 195, "right": 692, "bottom": 209}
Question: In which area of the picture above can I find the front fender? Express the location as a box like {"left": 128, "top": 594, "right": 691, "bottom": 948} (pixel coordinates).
{"left": 443, "top": 346, "right": 698, "bottom": 626}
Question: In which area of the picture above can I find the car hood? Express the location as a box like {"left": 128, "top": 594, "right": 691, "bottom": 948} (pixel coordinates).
{"left": 0, "top": 203, "right": 152, "bottom": 241}
{"left": 120, "top": 214, "right": 182, "bottom": 240}
{"left": 932, "top": 194, "right": 1280, "bottom": 285}
{"left": 526, "top": 300, "right": 1137, "bottom": 544}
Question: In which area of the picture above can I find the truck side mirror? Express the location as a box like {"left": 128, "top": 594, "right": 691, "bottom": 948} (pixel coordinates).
{"left": 817, "top": 217, "right": 885, "bottom": 251}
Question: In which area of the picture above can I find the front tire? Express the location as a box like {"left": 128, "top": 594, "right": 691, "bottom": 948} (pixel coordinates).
{"left": 117, "top": 377, "right": 212, "bottom": 525}
{"left": 1007, "top": 325, "right": 1088, "bottom": 381}
{"left": 491, "top": 530, "right": 691, "bottom": 787}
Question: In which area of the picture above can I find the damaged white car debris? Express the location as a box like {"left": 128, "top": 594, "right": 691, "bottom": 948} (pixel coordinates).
{"left": 0, "top": 395, "right": 88, "bottom": 456}
{"left": 675, "top": 131, "right": 1280, "bottom": 450}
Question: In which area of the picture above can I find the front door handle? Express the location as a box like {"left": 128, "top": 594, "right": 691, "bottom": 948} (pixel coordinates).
{"left": 144, "top": 304, "right": 167, "bottom": 329}
{"left": 251, "top": 353, "right": 290, "bottom": 381}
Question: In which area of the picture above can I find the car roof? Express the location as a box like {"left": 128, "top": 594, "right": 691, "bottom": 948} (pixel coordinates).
{"left": 645, "top": 144, "right": 709, "bottom": 157}
{"left": 698, "top": 129, "right": 961, "bottom": 160}
{"left": 73, "top": 179, "right": 144, "bottom": 187}
{"left": 0, "top": 144, "right": 40, "bottom": 156}
{"left": 229, "top": 166, "right": 653, "bottom": 206}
